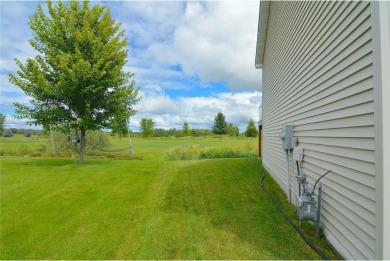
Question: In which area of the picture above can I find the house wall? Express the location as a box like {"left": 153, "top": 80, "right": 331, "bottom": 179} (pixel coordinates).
{"left": 261, "top": 1, "right": 376, "bottom": 259}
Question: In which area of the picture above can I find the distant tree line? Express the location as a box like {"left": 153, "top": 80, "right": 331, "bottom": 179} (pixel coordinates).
{"left": 3, "top": 114, "right": 257, "bottom": 139}
{"left": 212, "top": 112, "right": 257, "bottom": 138}
{"left": 131, "top": 113, "right": 258, "bottom": 139}
{"left": 1, "top": 126, "right": 45, "bottom": 138}
{"left": 153, "top": 128, "right": 213, "bottom": 138}
{"left": 135, "top": 118, "right": 213, "bottom": 138}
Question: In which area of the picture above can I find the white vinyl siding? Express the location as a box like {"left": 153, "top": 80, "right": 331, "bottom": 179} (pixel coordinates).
{"left": 261, "top": 1, "right": 375, "bottom": 259}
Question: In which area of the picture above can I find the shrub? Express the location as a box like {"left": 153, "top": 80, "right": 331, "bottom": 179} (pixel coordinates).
{"left": 165, "top": 145, "right": 257, "bottom": 161}
{"left": 165, "top": 145, "right": 201, "bottom": 161}
{"left": 199, "top": 149, "right": 256, "bottom": 159}
{"left": 37, "top": 145, "right": 47, "bottom": 153}
{"left": 18, "top": 144, "right": 31, "bottom": 156}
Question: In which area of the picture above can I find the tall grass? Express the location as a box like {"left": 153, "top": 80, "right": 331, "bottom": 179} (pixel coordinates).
{"left": 165, "top": 145, "right": 257, "bottom": 160}
{"left": 165, "top": 145, "right": 201, "bottom": 160}
{"left": 1, "top": 135, "right": 258, "bottom": 160}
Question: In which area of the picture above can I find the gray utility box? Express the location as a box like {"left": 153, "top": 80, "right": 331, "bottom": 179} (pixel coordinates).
{"left": 281, "top": 124, "right": 294, "bottom": 149}
{"left": 297, "top": 194, "right": 318, "bottom": 222}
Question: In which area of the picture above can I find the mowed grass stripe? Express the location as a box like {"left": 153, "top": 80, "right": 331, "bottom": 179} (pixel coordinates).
{"left": 0, "top": 156, "right": 338, "bottom": 259}
{"left": 115, "top": 160, "right": 179, "bottom": 259}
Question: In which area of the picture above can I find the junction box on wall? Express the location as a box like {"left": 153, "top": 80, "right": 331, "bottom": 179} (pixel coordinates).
{"left": 280, "top": 124, "right": 294, "bottom": 149}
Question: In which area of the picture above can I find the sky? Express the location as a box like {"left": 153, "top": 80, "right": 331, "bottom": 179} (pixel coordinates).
{"left": 0, "top": 1, "right": 263, "bottom": 132}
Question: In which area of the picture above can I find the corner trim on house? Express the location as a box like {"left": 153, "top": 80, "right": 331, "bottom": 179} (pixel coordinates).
{"left": 371, "top": 1, "right": 390, "bottom": 259}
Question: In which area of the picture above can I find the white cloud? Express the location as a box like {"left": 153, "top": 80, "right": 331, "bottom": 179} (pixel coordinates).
{"left": 135, "top": 85, "right": 180, "bottom": 115}
{"left": 0, "top": 1, "right": 263, "bottom": 132}
{"left": 109, "top": 1, "right": 184, "bottom": 49}
{"left": 142, "top": 1, "right": 262, "bottom": 91}
{"left": 130, "top": 90, "right": 262, "bottom": 132}
{"left": 250, "top": 92, "right": 262, "bottom": 104}
{"left": 115, "top": 1, "right": 262, "bottom": 92}
{"left": 0, "top": 1, "right": 39, "bottom": 73}
{"left": 2, "top": 115, "right": 40, "bottom": 130}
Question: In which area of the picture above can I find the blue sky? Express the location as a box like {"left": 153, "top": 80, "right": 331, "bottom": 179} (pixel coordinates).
{"left": 0, "top": 1, "right": 262, "bottom": 132}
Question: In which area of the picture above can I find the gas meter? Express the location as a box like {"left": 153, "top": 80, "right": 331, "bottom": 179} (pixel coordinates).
{"left": 296, "top": 172, "right": 318, "bottom": 222}
{"left": 297, "top": 193, "right": 318, "bottom": 222}
{"left": 296, "top": 172, "right": 323, "bottom": 237}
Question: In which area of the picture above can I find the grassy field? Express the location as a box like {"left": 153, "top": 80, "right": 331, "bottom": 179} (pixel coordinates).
{"left": 0, "top": 134, "right": 258, "bottom": 160}
{"left": 0, "top": 136, "right": 339, "bottom": 259}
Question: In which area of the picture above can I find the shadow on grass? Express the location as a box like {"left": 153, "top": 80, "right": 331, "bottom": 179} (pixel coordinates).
{"left": 5, "top": 156, "right": 111, "bottom": 168}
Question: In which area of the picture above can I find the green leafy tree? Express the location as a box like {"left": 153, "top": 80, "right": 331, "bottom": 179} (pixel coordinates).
{"left": 0, "top": 113, "right": 5, "bottom": 135}
{"left": 110, "top": 115, "right": 134, "bottom": 141}
{"left": 245, "top": 119, "right": 258, "bottom": 138}
{"left": 9, "top": 1, "right": 139, "bottom": 163}
{"left": 182, "top": 122, "right": 190, "bottom": 136}
{"left": 228, "top": 123, "right": 239, "bottom": 137}
{"left": 174, "top": 130, "right": 184, "bottom": 138}
{"left": 154, "top": 128, "right": 170, "bottom": 137}
{"left": 140, "top": 118, "right": 154, "bottom": 138}
{"left": 212, "top": 112, "right": 228, "bottom": 136}
{"left": 111, "top": 120, "right": 128, "bottom": 141}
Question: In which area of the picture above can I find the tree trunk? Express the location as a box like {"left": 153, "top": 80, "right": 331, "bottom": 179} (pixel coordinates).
{"left": 80, "top": 128, "right": 86, "bottom": 164}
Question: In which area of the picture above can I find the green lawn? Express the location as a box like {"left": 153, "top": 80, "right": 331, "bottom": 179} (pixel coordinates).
{"left": 0, "top": 134, "right": 258, "bottom": 160}
{"left": 0, "top": 136, "right": 339, "bottom": 259}
{"left": 108, "top": 135, "right": 258, "bottom": 160}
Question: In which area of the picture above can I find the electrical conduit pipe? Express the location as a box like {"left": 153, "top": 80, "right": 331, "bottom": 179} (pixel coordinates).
{"left": 286, "top": 149, "right": 291, "bottom": 203}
